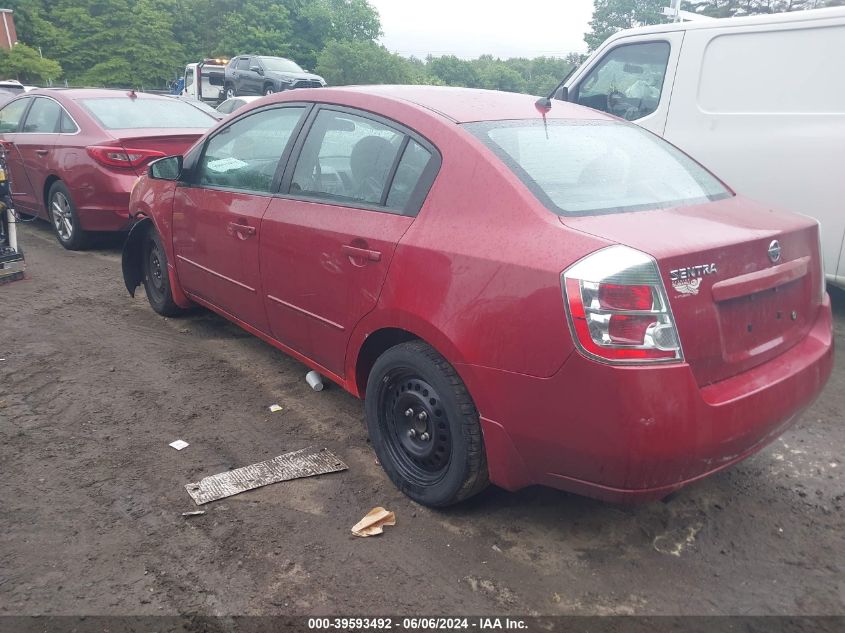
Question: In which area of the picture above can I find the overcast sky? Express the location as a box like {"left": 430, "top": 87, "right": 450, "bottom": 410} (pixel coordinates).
{"left": 368, "top": 0, "right": 595, "bottom": 60}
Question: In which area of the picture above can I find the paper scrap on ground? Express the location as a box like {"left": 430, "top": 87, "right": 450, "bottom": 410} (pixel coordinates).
{"left": 351, "top": 507, "right": 396, "bottom": 537}
{"left": 181, "top": 510, "right": 205, "bottom": 517}
{"left": 268, "top": 404, "right": 283, "bottom": 412}
{"left": 184, "top": 446, "right": 347, "bottom": 505}
{"left": 169, "top": 440, "right": 189, "bottom": 451}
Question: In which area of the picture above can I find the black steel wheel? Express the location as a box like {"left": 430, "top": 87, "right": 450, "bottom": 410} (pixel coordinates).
{"left": 142, "top": 229, "right": 183, "bottom": 317}
{"left": 365, "top": 340, "right": 488, "bottom": 506}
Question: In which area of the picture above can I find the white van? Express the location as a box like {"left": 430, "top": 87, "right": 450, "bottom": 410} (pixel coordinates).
{"left": 556, "top": 7, "right": 845, "bottom": 285}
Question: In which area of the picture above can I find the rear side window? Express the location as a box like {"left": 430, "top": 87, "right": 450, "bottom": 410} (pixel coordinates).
{"left": 22, "top": 97, "right": 62, "bottom": 133}
{"left": 290, "top": 110, "right": 404, "bottom": 207}
{"left": 386, "top": 140, "right": 433, "bottom": 210}
{"left": 78, "top": 97, "right": 215, "bottom": 129}
{"left": 198, "top": 106, "right": 305, "bottom": 193}
{"left": 0, "top": 97, "right": 30, "bottom": 133}
{"left": 59, "top": 109, "right": 78, "bottom": 133}
{"left": 466, "top": 119, "right": 731, "bottom": 216}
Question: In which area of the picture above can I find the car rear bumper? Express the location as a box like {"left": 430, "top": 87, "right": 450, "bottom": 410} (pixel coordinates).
{"left": 461, "top": 295, "right": 833, "bottom": 503}
{"left": 76, "top": 207, "right": 135, "bottom": 232}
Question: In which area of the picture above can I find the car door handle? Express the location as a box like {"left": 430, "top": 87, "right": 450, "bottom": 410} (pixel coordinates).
{"left": 341, "top": 244, "right": 382, "bottom": 262}
{"left": 227, "top": 221, "right": 256, "bottom": 239}
{"left": 36, "top": 149, "right": 49, "bottom": 156}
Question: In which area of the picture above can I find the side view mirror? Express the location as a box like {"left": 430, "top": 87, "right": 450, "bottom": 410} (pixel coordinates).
{"left": 148, "top": 155, "right": 183, "bottom": 181}
{"left": 553, "top": 85, "right": 569, "bottom": 101}
{"left": 250, "top": 65, "right": 263, "bottom": 75}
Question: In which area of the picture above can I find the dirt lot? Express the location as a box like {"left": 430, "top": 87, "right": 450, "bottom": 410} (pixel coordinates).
{"left": 1, "top": 220, "right": 843, "bottom": 618}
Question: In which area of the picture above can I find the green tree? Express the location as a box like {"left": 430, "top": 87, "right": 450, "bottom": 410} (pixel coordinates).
{"left": 584, "top": 0, "right": 667, "bottom": 51}
{"left": 0, "top": 42, "right": 62, "bottom": 83}
{"left": 427, "top": 55, "right": 481, "bottom": 87}
{"left": 315, "top": 39, "right": 415, "bottom": 85}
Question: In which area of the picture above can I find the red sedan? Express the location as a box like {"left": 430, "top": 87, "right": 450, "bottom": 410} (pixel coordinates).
{"left": 0, "top": 89, "right": 216, "bottom": 249}
{"left": 122, "top": 86, "right": 833, "bottom": 506}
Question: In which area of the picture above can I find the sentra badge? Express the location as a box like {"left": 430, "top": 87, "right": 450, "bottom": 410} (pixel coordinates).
{"left": 669, "top": 263, "right": 717, "bottom": 296}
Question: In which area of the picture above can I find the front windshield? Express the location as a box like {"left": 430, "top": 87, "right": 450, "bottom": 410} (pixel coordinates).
{"left": 465, "top": 119, "right": 731, "bottom": 216}
{"left": 259, "top": 57, "right": 304, "bottom": 73}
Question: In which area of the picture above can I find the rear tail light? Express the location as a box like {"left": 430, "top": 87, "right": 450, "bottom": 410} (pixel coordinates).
{"left": 86, "top": 146, "right": 165, "bottom": 170}
{"left": 562, "top": 245, "right": 683, "bottom": 364}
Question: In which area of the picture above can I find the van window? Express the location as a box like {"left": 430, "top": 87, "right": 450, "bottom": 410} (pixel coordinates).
{"left": 574, "top": 42, "right": 670, "bottom": 121}
{"left": 699, "top": 26, "right": 845, "bottom": 114}
{"left": 466, "top": 119, "right": 731, "bottom": 216}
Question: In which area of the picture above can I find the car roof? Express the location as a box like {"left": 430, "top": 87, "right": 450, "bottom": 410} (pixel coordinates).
{"left": 307, "top": 85, "right": 612, "bottom": 124}
{"left": 604, "top": 5, "right": 845, "bottom": 41}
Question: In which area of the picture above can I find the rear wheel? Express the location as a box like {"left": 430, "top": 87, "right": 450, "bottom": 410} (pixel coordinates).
{"left": 48, "top": 181, "right": 89, "bottom": 250}
{"left": 365, "top": 341, "right": 489, "bottom": 507}
{"left": 264, "top": 84, "right": 275, "bottom": 96}
{"left": 225, "top": 84, "right": 235, "bottom": 99}
{"left": 142, "top": 229, "right": 183, "bottom": 317}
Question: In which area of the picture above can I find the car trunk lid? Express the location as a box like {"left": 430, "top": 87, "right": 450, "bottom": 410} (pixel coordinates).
{"left": 561, "top": 196, "right": 823, "bottom": 386}
{"left": 110, "top": 129, "right": 204, "bottom": 158}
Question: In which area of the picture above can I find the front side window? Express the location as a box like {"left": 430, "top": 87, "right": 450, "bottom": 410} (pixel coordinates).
{"left": 198, "top": 106, "right": 305, "bottom": 193}
{"left": 79, "top": 97, "right": 216, "bottom": 129}
{"left": 184, "top": 68, "right": 195, "bottom": 88}
{"left": 22, "top": 98, "right": 62, "bottom": 133}
{"left": 290, "top": 110, "right": 403, "bottom": 206}
{"left": 237, "top": 57, "right": 251, "bottom": 71}
{"left": 0, "top": 97, "right": 30, "bottom": 133}
{"left": 575, "top": 42, "right": 670, "bottom": 121}
{"left": 466, "top": 119, "right": 731, "bottom": 216}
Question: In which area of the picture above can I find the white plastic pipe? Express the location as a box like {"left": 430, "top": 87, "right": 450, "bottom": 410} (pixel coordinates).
{"left": 6, "top": 205, "right": 16, "bottom": 252}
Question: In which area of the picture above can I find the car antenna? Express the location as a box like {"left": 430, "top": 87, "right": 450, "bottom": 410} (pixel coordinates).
{"left": 535, "top": 97, "right": 551, "bottom": 139}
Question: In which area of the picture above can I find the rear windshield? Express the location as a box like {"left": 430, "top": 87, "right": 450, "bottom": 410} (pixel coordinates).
{"left": 465, "top": 119, "right": 731, "bottom": 216}
{"left": 78, "top": 97, "right": 216, "bottom": 130}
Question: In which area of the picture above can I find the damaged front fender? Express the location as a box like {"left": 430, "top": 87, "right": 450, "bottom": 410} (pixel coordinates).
{"left": 122, "top": 217, "right": 153, "bottom": 297}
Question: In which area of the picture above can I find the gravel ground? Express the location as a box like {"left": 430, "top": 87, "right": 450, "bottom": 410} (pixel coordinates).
{"left": 1, "top": 221, "right": 843, "bottom": 618}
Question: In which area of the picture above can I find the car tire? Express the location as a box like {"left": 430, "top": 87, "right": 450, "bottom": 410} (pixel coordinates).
{"left": 225, "top": 84, "right": 236, "bottom": 99}
{"left": 264, "top": 84, "right": 275, "bottom": 96}
{"left": 365, "top": 340, "right": 489, "bottom": 507}
{"left": 47, "top": 181, "right": 89, "bottom": 250}
{"left": 142, "top": 228, "right": 183, "bottom": 317}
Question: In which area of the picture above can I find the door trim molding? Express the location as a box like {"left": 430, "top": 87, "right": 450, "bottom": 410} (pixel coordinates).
{"left": 176, "top": 254, "right": 256, "bottom": 293}
{"left": 266, "top": 294, "right": 345, "bottom": 331}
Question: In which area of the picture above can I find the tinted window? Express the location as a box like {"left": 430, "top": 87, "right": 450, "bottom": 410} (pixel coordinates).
{"left": 575, "top": 42, "right": 670, "bottom": 121}
{"left": 22, "top": 97, "right": 62, "bottom": 133}
{"left": 290, "top": 110, "right": 403, "bottom": 206}
{"left": 466, "top": 119, "right": 731, "bottom": 216}
{"left": 78, "top": 97, "right": 216, "bottom": 129}
{"left": 60, "top": 110, "right": 78, "bottom": 133}
{"left": 198, "top": 106, "right": 305, "bottom": 193}
{"left": 0, "top": 98, "right": 30, "bottom": 133}
{"left": 386, "top": 139, "right": 433, "bottom": 211}
{"left": 237, "top": 57, "right": 251, "bottom": 70}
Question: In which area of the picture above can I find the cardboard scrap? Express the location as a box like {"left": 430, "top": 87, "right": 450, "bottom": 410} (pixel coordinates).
{"left": 184, "top": 446, "right": 347, "bottom": 505}
{"left": 351, "top": 507, "right": 396, "bottom": 537}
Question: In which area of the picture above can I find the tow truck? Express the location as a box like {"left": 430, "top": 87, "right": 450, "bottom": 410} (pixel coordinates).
{"left": 177, "top": 58, "right": 229, "bottom": 104}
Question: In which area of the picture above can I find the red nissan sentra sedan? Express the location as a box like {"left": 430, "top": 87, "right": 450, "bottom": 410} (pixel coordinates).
{"left": 122, "top": 86, "right": 833, "bottom": 507}
{"left": 0, "top": 89, "right": 217, "bottom": 249}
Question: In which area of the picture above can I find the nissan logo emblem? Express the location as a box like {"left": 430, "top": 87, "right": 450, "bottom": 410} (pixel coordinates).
{"left": 768, "top": 240, "right": 782, "bottom": 263}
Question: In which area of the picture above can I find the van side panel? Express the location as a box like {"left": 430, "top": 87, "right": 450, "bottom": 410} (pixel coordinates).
{"left": 663, "top": 19, "right": 845, "bottom": 281}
